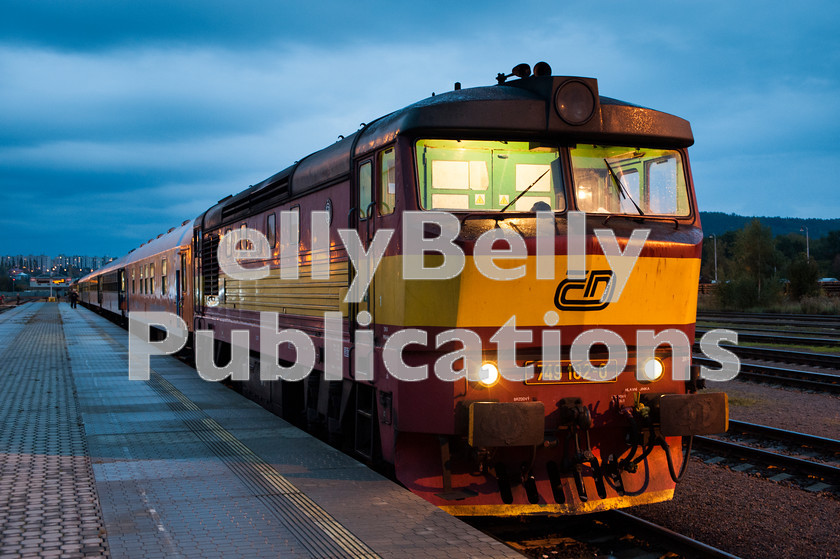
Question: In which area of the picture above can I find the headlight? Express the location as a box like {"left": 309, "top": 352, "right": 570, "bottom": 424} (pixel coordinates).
{"left": 640, "top": 357, "right": 665, "bottom": 382}
{"left": 476, "top": 362, "right": 500, "bottom": 387}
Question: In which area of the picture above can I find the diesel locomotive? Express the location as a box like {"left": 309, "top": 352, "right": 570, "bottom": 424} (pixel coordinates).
{"left": 78, "top": 62, "right": 728, "bottom": 516}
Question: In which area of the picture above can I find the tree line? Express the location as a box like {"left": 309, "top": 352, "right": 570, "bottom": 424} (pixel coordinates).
{"left": 701, "top": 220, "right": 840, "bottom": 309}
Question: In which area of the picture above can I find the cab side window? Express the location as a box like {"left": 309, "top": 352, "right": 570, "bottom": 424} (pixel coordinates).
{"left": 266, "top": 213, "right": 276, "bottom": 249}
{"left": 359, "top": 161, "right": 373, "bottom": 220}
{"left": 379, "top": 148, "right": 396, "bottom": 215}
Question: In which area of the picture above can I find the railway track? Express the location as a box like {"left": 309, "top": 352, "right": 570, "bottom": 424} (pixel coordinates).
{"left": 697, "top": 311, "right": 840, "bottom": 330}
{"left": 604, "top": 511, "right": 742, "bottom": 559}
{"left": 726, "top": 419, "right": 840, "bottom": 455}
{"left": 694, "top": 342, "right": 840, "bottom": 369}
{"left": 697, "top": 322, "right": 840, "bottom": 339}
{"left": 693, "top": 355, "right": 840, "bottom": 393}
{"left": 470, "top": 510, "right": 741, "bottom": 558}
{"left": 695, "top": 327, "right": 840, "bottom": 349}
{"left": 694, "top": 420, "right": 840, "bottom": 490}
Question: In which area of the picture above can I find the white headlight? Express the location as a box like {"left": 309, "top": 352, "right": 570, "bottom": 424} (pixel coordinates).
{"left": 641, "top": 357, "right": 664, "bottom": 382}
{"left": 477, "top": 362, "right": 500, "bottom": 387}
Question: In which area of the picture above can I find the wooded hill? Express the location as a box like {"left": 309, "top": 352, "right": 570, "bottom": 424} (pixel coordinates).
{"left": 700, "top": 212, "right": 840, "bottom": 239}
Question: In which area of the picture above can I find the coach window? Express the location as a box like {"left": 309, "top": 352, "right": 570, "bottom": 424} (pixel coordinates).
{"left": 379, "top": 148, "right": 396, "bottom": 215}
{"left": 266, "top": 213, "right": 276, "bottom": 249}
{"left": 359, "top": 161, "right": 373, "bottom": 220}
{"left": 161, "top": 258, "right": 168, "bottom": 294}
{"left": 150, "top": 262, "right": 156, "bottom": 294}
{"left": 131, "top": 268, "right": 135, "bottom": 294}
{"left": 140, "top": 266, "right": 145, "bottom": 294}
{"left": 240, "top": 223, "right": 249, "bottom": 250}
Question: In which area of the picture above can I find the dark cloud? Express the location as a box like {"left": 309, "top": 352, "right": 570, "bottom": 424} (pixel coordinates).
{"left": 1, "top": 1, "right": 839, "bottom": 258}
{"left": 1, "top": 0, "right": 508, "bottom": 51}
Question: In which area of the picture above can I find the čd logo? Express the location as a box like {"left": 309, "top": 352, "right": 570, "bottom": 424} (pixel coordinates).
{"left": 554, "top": 270, "right": 614, "bottom": 311}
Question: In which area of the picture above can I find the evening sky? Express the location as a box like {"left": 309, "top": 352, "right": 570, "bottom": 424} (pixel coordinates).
{"left": 1, "top": 1, "right": 838, "bottom": 255}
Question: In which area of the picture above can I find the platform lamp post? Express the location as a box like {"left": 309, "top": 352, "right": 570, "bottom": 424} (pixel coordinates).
{"left": 709, "top": 234, "right": 718, "bottom": 284}
{"left": 800, "top": 226, "right": 809, "bottom": 262}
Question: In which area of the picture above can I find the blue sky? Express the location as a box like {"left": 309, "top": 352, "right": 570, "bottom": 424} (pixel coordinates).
{"left": 1, "top": 1, "right": 838, "bottom": 256}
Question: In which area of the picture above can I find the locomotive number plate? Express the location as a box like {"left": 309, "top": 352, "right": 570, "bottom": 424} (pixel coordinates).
{"left": 525, "top": 360, "right": 619, "bottom": 384}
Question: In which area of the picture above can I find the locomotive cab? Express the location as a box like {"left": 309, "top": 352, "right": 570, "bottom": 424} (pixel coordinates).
{"left": 364, "top": 66, "right": 730, "bottom": 514}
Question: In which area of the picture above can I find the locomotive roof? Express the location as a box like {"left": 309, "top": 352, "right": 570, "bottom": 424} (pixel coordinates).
{"left": 199, "top": 75, "right": 693, "bottom": 231}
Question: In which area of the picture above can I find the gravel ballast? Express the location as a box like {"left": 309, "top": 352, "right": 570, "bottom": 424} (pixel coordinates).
{"left": 632, "top": 378, "right": 840, "bottom": 559}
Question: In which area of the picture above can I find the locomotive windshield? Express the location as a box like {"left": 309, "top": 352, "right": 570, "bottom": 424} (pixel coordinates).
{"left": 570, "top": 145, "right": 690, "bottom": 216}
{"left": 415, "top": 140, "right": 690, "bottom": 217}
{"left": 416, "top": 139, "right": 565, "bottom": 212}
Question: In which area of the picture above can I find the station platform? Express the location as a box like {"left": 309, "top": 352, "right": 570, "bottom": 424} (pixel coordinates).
{"left": 0, "top": 303, "right": 524, "bottom": 558}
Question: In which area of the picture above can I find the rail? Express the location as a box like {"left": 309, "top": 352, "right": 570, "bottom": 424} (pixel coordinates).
{"left": 470, "top": 510, "right": 742, "bottom": 558}
{"left": 698, "top": 281, "right": 840, "bottom": 298}
{"left": 697, "top": 311, "right": 840, "bottom": 328}
{"left": 693, "top": 355, "right": 840, "bottom": 393}
{"left": 694, "top": 435, "right": 840, "bottom": 485}
{"left": 693, "top": 343, "right": 840, "bottom": 369}
{"left": 726, "top": 420, "right": 840, "bottom": 454}
{"left": 605, "top": 510, "right": 743, "bottom": 559}
{"left": 695, "top": 327, "right": 840, "bottom": 349}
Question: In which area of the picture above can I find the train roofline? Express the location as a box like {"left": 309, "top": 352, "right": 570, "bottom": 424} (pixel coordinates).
{"left": 75, "top": 219, "right": 195, "bottom": 284}
{"left": 198, "top": 74, "right": 694, "bottom": 231}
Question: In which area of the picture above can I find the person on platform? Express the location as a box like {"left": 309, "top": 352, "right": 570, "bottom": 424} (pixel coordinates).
{"left": 69, "top": 290, "right": 78, "bottom": 309}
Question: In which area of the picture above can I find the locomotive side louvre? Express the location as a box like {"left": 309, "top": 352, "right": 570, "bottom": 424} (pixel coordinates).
{"left": 194, "top": 152, "right": 347, "bottom": 424}
{"left": 191, "top": 136, "right": 408, "bottom": 455}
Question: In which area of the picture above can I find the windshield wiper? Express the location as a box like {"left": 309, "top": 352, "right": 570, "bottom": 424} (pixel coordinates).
{"left": 499, "top": 168, "right": 551, "bottom": 213}
{"left": 604, "top": 158, "right": 644, "bottom": 216}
